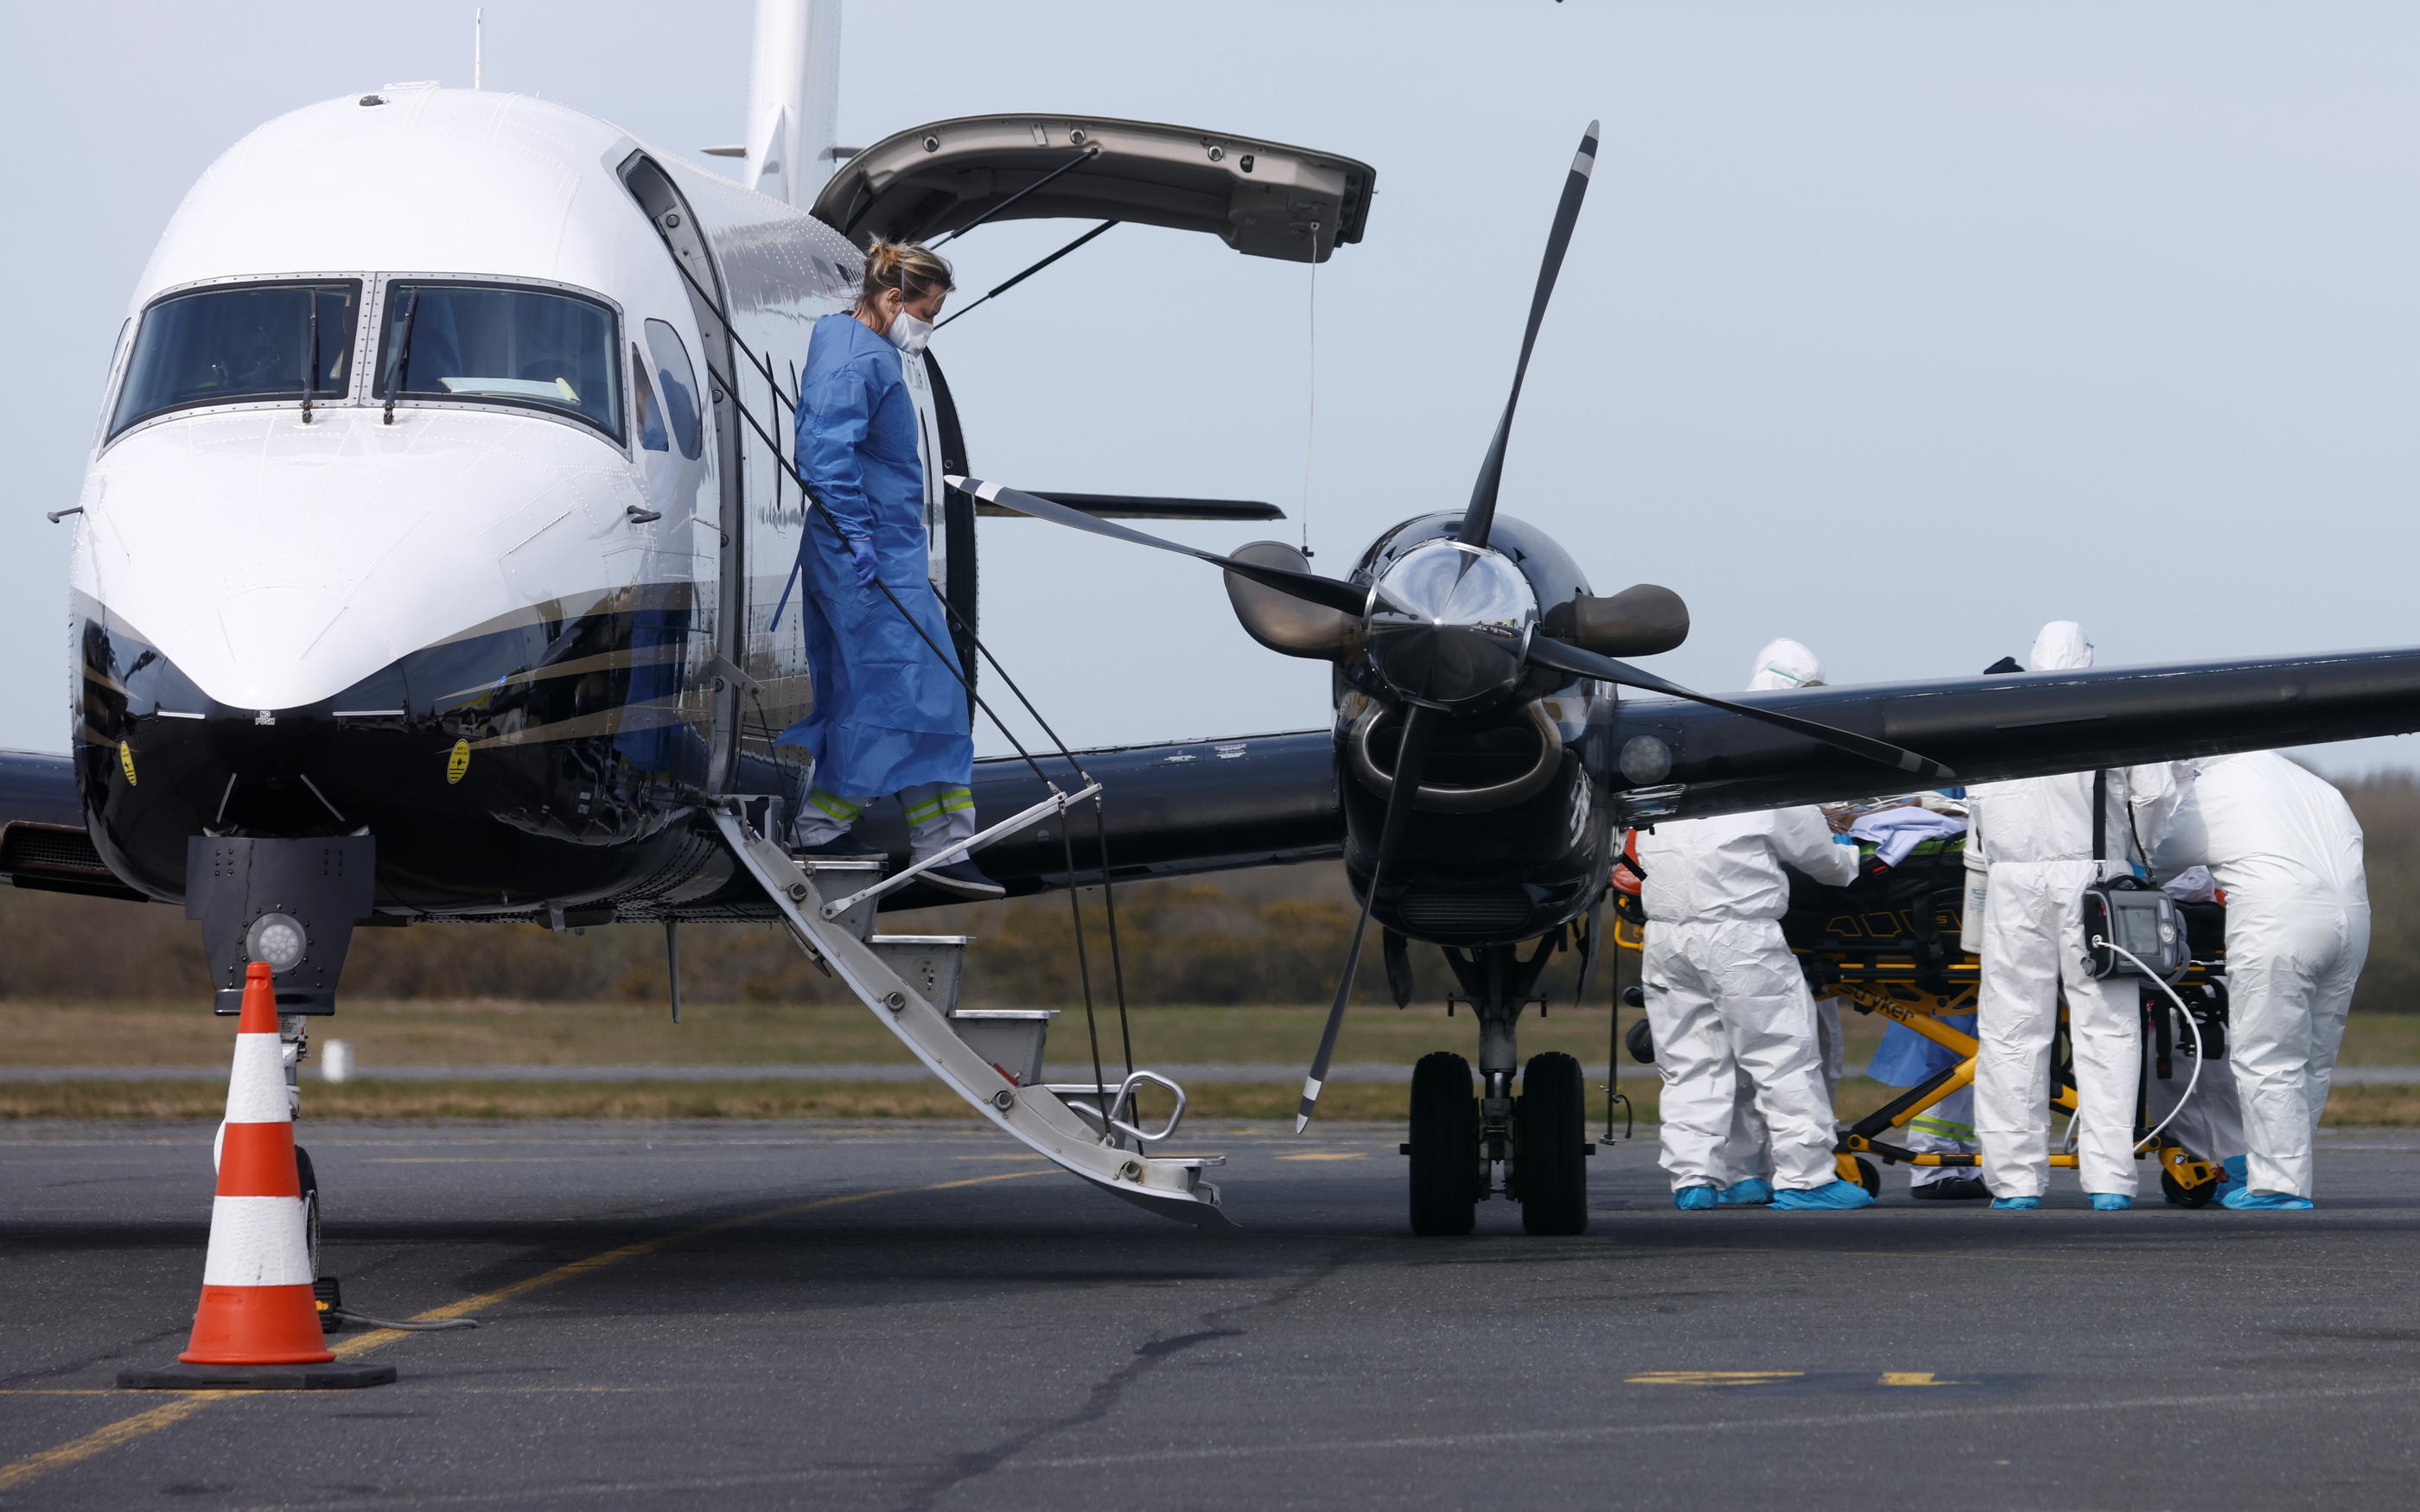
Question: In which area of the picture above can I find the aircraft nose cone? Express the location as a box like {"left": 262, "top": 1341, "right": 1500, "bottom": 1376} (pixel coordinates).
{"left": 215, "top": 587, "right": 349, "bottom": 707}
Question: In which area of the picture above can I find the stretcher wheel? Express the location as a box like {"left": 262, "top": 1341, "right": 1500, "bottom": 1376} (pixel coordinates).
{"left": 2160, "top": 1166, "right": 2219, "bottom": 1209}
{"left": 1516, "top": 1052, "right": 1588, "bottom": 1236}
{"left": 1851, "top": 1156, "right": 1882, "bottom": 1199}
{"left": 1408, "top": 1052, "right": 1479, "bottom": 1236}
{"left": 1624, "top": 1017, "right": 1654, "bottom": 1064}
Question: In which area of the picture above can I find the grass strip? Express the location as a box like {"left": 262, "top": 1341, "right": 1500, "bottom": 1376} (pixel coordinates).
{"left": 12, "top": 1077, "right": 2420, "bottom": 1128}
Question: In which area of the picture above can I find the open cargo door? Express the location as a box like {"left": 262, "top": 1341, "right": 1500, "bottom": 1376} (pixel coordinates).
{"left": 812, "top": 114, "right": 1375, "bottom": 263}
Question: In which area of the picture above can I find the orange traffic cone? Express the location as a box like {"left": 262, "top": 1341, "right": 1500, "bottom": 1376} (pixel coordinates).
{"left": 120, "top": 962, "right": 392, "bottom": 1389}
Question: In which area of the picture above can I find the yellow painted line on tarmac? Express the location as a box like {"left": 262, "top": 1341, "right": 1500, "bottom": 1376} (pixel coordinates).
{"left": 1277, "top": 1153, "right": 1368, "bottom": 1162}
{"left": 1627, "top": 1371, "right": 1804, "bottom": 1387}
{"left": 1879, "top": 1372, "right": 1972, "bottom": 1387}
{"left": 0, "top": 1169, "right": 1048, "bottom": 1496}
{"left": 0, "top": 1397, "right": 220, "bottom": 1493}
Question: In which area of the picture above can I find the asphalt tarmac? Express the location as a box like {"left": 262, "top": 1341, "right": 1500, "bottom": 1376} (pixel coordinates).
{"left": 5, "top": 1120, "right": 2419, "bottom": 1510}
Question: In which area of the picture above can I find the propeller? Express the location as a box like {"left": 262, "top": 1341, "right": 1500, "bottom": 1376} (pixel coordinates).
{"left": 948, "top": 475, "right": 1384, "bottom": 617}
{"left": 1457, "top": 120, "right": 1597, "bottom": 551}
{"left": 1523, "top": 637, "right": 1954, "bottom": 785}
{"left": 946, "top": 123, "right": 1954, "bottom": 1130}
{"left": 1296, "top": 704, "right": 1436, "bottom": 1131}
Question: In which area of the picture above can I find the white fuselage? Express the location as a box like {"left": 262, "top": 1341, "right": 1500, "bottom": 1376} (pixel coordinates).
{"left": 69, "top": 86, "right": 935, "bottom": 911}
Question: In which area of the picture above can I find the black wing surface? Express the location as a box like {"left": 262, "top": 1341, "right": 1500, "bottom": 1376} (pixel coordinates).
{"left": 1611, "top": 646, "right": 2420, "bottom": 822}
{"left": 857, "top": 729, "right": 1341, "bottom": 897}
{"left": 0, "top": 750, "right": 143, "bottom": 900}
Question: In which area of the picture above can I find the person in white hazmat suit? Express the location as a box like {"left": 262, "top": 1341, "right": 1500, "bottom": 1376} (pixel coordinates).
{"left": 1968, "top": 621, "right": 2149, "bottom": 1210}
{"left": 1638, "top": 638, "right": 1872, "bottom": 1211}
{"left": 2147, "top": 752, "right": 2368, "bottom": 1209}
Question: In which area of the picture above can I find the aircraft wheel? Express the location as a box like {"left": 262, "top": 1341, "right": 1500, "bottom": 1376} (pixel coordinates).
{"left": 296, "top": 1144, "right": 322, "bottom": 1278}
{"left": 1516, "top": 1051, "right": 1589, "bottom": 1236}
{"left": 1408, "top": 1051, "right": 1479, "bottom": 1236}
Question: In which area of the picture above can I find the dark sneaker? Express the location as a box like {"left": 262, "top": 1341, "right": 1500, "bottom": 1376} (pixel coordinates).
{"left": 920, "top": 859, "right": 1004, "bottom": 899}
{"left": 1910, "top": 1177, "right": 1990, "bottom": 1201}
{"left": 792, "top": 834, "right": 886, "bottom": 861}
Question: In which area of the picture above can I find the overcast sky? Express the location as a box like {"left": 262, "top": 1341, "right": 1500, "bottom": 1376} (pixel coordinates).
{"left": 4, "top": 2, "right": 2416, "bottom": 773}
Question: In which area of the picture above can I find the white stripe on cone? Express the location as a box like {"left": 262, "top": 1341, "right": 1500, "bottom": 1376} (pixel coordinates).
{"left": 225, "top": 1033, "right": 286, "bottom": 1123}
{"left": 201, "top": 1195, "right": 315, "bottom": 1286}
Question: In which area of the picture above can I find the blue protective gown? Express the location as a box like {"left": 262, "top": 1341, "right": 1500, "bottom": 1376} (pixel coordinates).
{"left": 775, "top": 313, "right": 971, "bottom": 798}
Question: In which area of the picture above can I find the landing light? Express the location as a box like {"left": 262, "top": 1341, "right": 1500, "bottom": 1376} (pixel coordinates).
{"left": 245, "top": 912, "right": 309, "bottom": 974}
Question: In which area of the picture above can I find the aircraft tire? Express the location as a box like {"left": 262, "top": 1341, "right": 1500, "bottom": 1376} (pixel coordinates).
{"left": 296, "top": 1144, "right": 322, "bottom": 1279}
{"left": 1407, "top": 1051, "right": 1479, "bottom": 1236}
{"left": 1517, "top": 1051, "right": 1589, "bottom": 1236}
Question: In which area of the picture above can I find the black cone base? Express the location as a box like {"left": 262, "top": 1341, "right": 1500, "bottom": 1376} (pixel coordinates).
{"left": 118, "top": 1359, "right": 396, "bottom": 1391}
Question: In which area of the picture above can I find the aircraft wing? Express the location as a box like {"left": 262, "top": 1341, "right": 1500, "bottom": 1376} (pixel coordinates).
{"left": 859, "top": 729, "right": 1341, "bottom": 896}
{"left": 1616, "top": 645, "right": 2420, "bottom": 822}
{"left": 0, "top": 750, "right": 143, "bottom": 900}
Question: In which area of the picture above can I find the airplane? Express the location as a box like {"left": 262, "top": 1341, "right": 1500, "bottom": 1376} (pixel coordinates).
{"left": 10, "top": 3, "right": 2419, "bottom": 1242}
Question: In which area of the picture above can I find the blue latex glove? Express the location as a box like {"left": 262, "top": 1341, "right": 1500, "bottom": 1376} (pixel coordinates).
{"left": 846, "top": 536, "right": 880, "bottom": 590}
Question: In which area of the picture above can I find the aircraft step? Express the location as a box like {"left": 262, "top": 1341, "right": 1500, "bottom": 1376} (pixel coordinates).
{"left": 710, "top": 806, "right": 1227, "bottom": 1226}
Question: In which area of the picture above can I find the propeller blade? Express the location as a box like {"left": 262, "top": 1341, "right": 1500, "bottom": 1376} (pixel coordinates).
{"left": 1524, "top": 636, "right": 1957, "bottom": 785}
{"left": 1457, "top": 119, "right": 1600, "bottom": 550}
{"left": 1298, "top": 704, "right": 1437, "bottom": 1131}
{"left": 949, "top": 475, "right": 1375, "bottom": 617}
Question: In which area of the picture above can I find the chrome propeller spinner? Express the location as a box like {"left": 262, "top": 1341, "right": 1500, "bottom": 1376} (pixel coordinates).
{"left": 1363, "top": 540, "right": 1537, "bottom": 712}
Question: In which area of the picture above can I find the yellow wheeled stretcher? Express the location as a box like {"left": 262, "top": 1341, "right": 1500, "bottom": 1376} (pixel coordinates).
{"left": 1610, "top": 839, "right": 2233, "bottom": 1206}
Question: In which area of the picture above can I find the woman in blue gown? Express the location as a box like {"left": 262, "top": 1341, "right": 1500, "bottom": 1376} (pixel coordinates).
{"left": 780, "top": 239, "right": 999, "bottom": 899}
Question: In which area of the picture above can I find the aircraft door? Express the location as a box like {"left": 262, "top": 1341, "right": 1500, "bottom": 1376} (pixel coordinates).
{"left": 621, "top": 152, "right": 745, "bottom": 795}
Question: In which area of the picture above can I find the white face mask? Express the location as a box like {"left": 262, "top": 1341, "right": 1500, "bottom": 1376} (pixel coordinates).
{"left": 885, "top": 308, "right": 933, "bottom": 355}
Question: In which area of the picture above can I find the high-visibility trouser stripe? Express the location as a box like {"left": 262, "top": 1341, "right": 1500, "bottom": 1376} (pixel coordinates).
{"left": 224, "top": 1034, "right": 288, "bottom": 1124}
{"left": 903, "top": 788, "right": 975, "bottom": 825}
{"left": 200, "top": 1196, "right": 315, "bottom": 1286}
{"left": 807, "top": 789, "right": 869, "bottom": 822}
{"left": 1907, "top": 1116, "right": 1976, "bottom": 1141}
{"left": 216, "top": 1121, "right": 300, "bottom": 1198}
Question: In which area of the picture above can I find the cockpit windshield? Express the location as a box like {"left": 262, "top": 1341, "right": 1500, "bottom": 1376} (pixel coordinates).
{"left": 374, "top": 283, "right": 622, "bottom": 441}
{"left": 110, "top": 281, "right": 360, "bottom": 437}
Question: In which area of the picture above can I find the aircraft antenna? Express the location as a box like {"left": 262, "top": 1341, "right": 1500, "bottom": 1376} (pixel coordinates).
{"left": 473, "top": 8, "right": 484, "bottom": 91}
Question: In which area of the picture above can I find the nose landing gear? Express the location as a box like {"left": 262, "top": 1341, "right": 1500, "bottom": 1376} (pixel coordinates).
{"left": 1401, "top": 939, "right": 1593, "bottom": 1236}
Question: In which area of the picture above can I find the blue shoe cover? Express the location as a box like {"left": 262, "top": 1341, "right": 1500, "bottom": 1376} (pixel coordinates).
{"left": 2089, "top": 1193, "right": 2132, "bottom": 1211}
{"left": 1770, "top": 1179, "right": 1875, "bottom": 1210}
{"left": 1990, "top": 1196, "right": 2040, "bottom": 1210}
{"left": 2221, "top": 1187, "right": 2315, "bottom": 1210}
{"left": 2216, "top": 1155, "right": 2249, "bottom": 1199}
{"left": 1717, "top": 1178, "right": 1774, "bottom": 1207}
{"left": 1674, "top": 1185, "right": 1719, "bottom": 1211}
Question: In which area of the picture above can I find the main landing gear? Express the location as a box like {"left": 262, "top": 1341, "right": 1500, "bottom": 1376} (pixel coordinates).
{"left": 1402, "top": 939, "right": 1590, "bottom": 1236}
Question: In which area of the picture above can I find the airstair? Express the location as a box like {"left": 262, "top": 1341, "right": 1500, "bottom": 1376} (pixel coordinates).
{"left": 710, "top": 806, "right": 1231, "bottom": 1226}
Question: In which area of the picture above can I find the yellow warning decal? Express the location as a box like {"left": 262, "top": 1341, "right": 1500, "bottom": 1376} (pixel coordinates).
{"left": 117, "top": 741, "right": 137, "bottom": 786}
{"left": 446, "top": 739, "right": 470, "bottom": 785}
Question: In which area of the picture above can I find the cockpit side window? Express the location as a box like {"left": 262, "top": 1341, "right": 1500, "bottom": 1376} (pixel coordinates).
{"left": 373, "top": 282, "right": 623, "bottom": 442}
{"left": 631, "top": 345, "right": 669, "bottom": 452}
{"left": 641, "top": 319, "right": 704, "bottom": 461}
{"left": 109, "top": 281, "right": 360, "bottom": 437}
